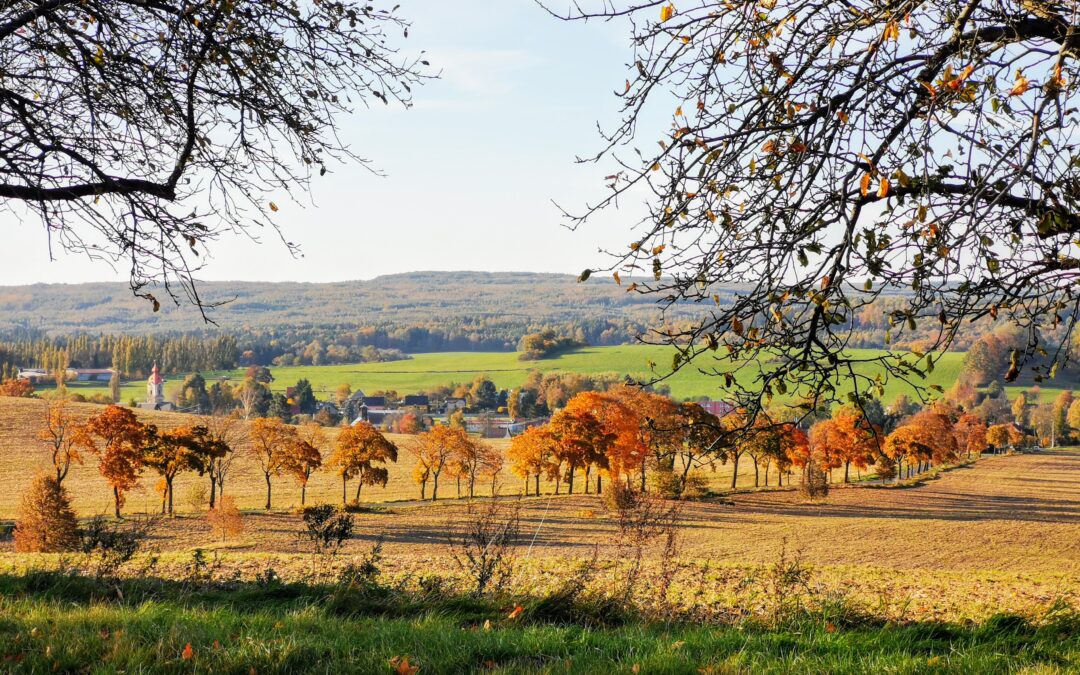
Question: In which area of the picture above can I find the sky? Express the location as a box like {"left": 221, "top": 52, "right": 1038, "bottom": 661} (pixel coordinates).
{"left": 0, "top": 1, "right": 653, "bottom": 286}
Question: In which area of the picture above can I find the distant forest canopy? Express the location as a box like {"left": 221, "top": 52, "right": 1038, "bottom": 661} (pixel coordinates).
{"left": 0, "top": 272, "right": 1076, "bottom": 378}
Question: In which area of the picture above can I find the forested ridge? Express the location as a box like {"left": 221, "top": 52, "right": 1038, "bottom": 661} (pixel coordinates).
{"left": 2, "top": 272, "right": 1075, "bottom": 380}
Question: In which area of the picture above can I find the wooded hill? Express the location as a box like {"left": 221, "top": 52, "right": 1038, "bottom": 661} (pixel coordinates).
{"left": 0, "top": 272, "right": 699, "bottom": 346}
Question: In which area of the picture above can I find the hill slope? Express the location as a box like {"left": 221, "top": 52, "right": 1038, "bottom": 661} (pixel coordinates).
{"left": 0, "top": 272, "right": 708, "bottom": 336}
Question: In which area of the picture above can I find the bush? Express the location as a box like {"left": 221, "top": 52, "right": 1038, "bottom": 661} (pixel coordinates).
{"left": 207, "top": 495, "right": 244, "bottom": 542}
{"left": 186, "top": 482, "right": 209, "bottom": 513}
{"left": 14, "top": 475, "right": 79, "bottom": 553}
{"left": 78, "top": 516, "right": 155, "bottom": 577}
{"left": 650, "top": 469, "right": 683, "bottom": 498}
{"left": 300, "top": 504, "right": 354, "bottom": 556}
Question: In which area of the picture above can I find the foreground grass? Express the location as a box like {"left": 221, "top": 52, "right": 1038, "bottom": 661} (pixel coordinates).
{"left": 1, "top": 572, "right": 1077, "bottom": 674}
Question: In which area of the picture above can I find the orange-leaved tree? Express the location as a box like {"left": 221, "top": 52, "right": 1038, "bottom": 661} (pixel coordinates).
{"left": 549, "top": 406, "right": 616, "bottom": 495}
{"left": 141, "top": 424, "right": 229, "bottom": 516}
{"left": 293, "top": 421, "right": 329, "bottom": 506}
{"left": 247, "top": 417, "right": 296, "bottom": 510}
{"left": 604, "top": 386, "right": 680, "bottom": 491}
{"left": 281, "top": 437, "right": 322, "bottom": 506}
{"left": 508, "top": 425, "right": 557, "bottom": 496}
{"left": 79, "top": 405, "right": 147, "bottom": 518}
{"left": 986, "top": 423, "right": 1024, "bottom": 451}
{"left": 330, "top": 421, "right": 397, "bottom": 505}
{"left": 563, "top": 391, "right": 640, "bottom": 493}
{"left": 39, "top": 399, "right": 83, "bottom": 486}
{"left": 954, "top": 413, "right": 989, "bottom": 459}
{"left": 408, "top": 425, "right": 468, "bottom": 501}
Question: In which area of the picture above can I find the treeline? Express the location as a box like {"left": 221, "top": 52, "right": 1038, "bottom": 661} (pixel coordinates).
{"left": 0, "top": 334, "right": 237, "bottom": 380}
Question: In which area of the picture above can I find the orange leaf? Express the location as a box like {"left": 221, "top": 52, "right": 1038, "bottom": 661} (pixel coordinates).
{"left": 1009, "top": 72, "right": 1030, "bottom": 97}
{"left": 859, "top": 173, "right": 871, "bottom": 197}
{"left": 181, "top": 643, "right": 194, "bottom": 661}
{"left": 877, "top": 177, "right": 890, "bottom": 198}
{"left": 507, "top": 605, "right": 524, "bottom": 620}
{"left": 660, "top": 4, "right": 676, "bottom": 22}
{"left": 389, "top": 656, "right": 419, "bottom": 675}
{"left": 269, "top": 201, "right": 279, "bottom": 212}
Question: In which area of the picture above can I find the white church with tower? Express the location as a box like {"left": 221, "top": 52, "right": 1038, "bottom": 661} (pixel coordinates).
{"left": 138, "top": 362, "right": 175, "bottom": 411}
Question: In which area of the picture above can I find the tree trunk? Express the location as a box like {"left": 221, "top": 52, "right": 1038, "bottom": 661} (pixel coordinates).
{"left": 432, "top": 473, "right": 440, "bottom": 501}
{"left": 596, "top": 473, "right": 602, "bottom": 494}
{"left": 469, "top": 471, "right": 476, "bottom": 499}
{"left": 752, "top": 457, "right": 759, "bottom": 487}
{"left": 567, "top": 465, "right": 575, "bottom": 495}
{"left": 764, "top": 462, "right": 770, "bottom": 486}
{"left": 535, "top": 474, "right": 540, "bottom": 496}
{"left": 584, "top": 465, "right": 591, "bottom": 494}
{"left": 680, "top": 455, "right": 693, "bottom": 492}
{"left": 730, "top": 454, "right": 740, "bottom": 489}
{"left": 844, "top": 461, "right": 850, "bottom": 483}
{"left": 420, "top": 479, "right": 427, "bottom": 501}
{"left": 264, "top": 473, "right": 272, "bottom": 510}
{"left": 343, "top": 476, "right": 348, "bottom": 506}
{"left": 355, "top": 480, "right": 363, "bottom": 503}
{"left": 640, "top": 462, "right": 647, "bottom": 493}
{"left": 114, "top": 486, "right": 121, "bottom": 519}
{"left": 209, "top": 476, "right": 217, "bottom": 509}
{"left": 301, "top": 482, "right": 307, "bottom": 506}
{"left": 166, "top": 476, "right": 174, "bottom": 516}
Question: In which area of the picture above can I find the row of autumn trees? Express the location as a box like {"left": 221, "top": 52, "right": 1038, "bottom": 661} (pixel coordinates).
{"left": 37, "top": 403, "right": 405, "bottom": 517}
{"left": 502, "top": 386, "right": 1022, "bottom": 499}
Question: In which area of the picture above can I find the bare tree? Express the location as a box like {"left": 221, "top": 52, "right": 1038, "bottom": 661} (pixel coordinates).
{"left": 549, "top": 0, "right": 1080, "bottom": 419}
{"left": 0, "top": 1, "right": 428, "bottom": 312}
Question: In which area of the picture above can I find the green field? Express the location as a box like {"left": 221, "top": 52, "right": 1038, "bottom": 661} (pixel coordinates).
{"left": 52, "top": 345, "right": 1070, "bottom": 407}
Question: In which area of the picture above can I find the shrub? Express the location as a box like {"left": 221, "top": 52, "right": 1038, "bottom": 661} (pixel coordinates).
{"left": 650, "top": 468, "right": 683, "bottom": 498}
{"left": 78, "top": 516, "right": 155, "bottom": 577}
{"left": 681, "top": 472, "right": 710, "bottom": 499}
{"left": 14, "top": 475, "right": 79, "bottom": 553}
{"left": 207, "top": 495, "right": 244, "bottom": 542}
{"left": 300, "top": 504, "right": 354, "bottom": 556}
{"left": 186, "top": 482, "right": 209, "bottom": 513}
{"left": 449, "top": 499, "right": 520, "bottom": 596}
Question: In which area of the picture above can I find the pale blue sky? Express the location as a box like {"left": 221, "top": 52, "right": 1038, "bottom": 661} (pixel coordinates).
{"left": 1, "top": 1, "right": 652, "bottom": 285}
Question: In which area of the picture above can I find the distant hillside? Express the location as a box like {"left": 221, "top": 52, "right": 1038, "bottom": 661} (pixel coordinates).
{"left": 0, "top": 272, "right": 697, "bottom": 336}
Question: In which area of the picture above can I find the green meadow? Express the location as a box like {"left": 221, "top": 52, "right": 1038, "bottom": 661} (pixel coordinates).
{"left": 55, "top": 345, "right": 1070, "bottom": 407}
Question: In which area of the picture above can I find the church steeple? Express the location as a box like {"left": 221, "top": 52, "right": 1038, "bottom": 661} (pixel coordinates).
{"left": 147, "top": 362, "right": 165, "bottom": 405}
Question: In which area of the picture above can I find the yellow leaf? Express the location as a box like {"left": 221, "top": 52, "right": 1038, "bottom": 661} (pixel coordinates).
{"left": 613, "top": 271, "right": 621, "bottom": 285}
{"left": 877, "top": 177, "right": 890, "bottom": 198}
{"left": 660, "top": 4, "right": 676, "bottom": 22}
